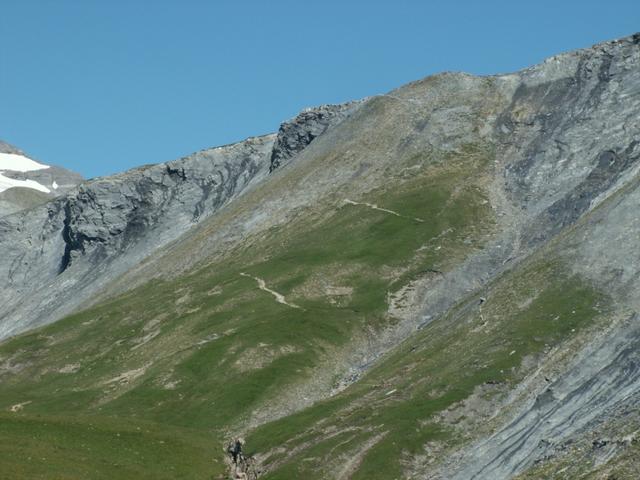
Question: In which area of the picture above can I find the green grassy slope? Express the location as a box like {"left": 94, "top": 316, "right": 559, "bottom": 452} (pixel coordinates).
{"left": 0, "top": 414, "right": 215, "bottom": 480}
{"left": 0, "top": 144, "right": 495, "bottom": 478}
{"left": 246, "top": 259, "right": 608, "bottom": 479}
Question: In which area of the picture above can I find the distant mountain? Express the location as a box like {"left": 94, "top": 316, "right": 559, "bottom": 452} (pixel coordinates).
{"left": 0, "top": 140, "right": 83, "bottom": 216}
{"left": 1, "top": 33, "right": 640, "bottom": 480}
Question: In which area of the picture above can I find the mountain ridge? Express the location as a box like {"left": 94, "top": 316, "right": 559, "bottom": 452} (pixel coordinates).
{"left": 0, "top": 100, "right": 361, "bottom": 339}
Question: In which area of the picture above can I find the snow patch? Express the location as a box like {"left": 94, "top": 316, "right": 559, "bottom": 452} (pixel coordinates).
{"left": 0, "top": 152, "right": 49, "bottom": 172}
{"left": 52, "top": 180, "right": 58, "bottom": 189}
{"left": 0, "top": 173, "right": 51, "bottom": 193}
{"left": 0, "top": 152, "right": 52, "bottom": 193}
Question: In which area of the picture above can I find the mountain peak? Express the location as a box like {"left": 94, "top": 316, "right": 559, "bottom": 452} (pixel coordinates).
{"left": 0, "top": 139, "right": 83, "bottom": 216}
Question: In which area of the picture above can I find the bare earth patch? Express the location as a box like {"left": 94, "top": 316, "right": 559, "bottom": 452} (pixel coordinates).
{"left": 58, "top": 363, "right": 81, "bottom": 374}
{"left": 387, "top": 271, "right": 443, "bottom": 321}
{"left": 234, "top": 344, "right": 298, "bottom": 373}
{"left": 9, "top": 400, "right": 32, "bottom": 412}
{"left": 104, "top": 363, "right": 152, "bottom": 386}
{"left": 240, "top": 273, "right": 302, "bottom": 309}
{"left": 335, "top": 432, "right": 388, "bottom": 480}
{"left": 0, "top": 354, "right": 29, "bottom": 376}
{"left": 343, "top": 198, "right": 425, "bottom": 222}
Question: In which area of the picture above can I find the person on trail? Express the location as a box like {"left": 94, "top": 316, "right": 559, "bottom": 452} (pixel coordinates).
{"left": 228, "top": 438, "right": 245, "bottom": 465}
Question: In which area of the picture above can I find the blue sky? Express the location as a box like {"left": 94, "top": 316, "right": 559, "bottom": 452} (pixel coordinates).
{"left": 1, "top": 0, "right": 639, "bottom": 178}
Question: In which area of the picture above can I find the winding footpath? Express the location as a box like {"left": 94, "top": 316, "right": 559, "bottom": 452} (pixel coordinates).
{"left": 240, "top": 273, "right": 302, "bottom": 310}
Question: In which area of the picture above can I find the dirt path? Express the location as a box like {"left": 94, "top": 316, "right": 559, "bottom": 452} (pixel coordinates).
{"left": 343, "top": 199, "right": 424, "bottom": 222}
{"left": 336, "top": 432, "right": 387, "bottom": 480}
{"left": 240, "top": 273, "right": 302, "bottom": 310}
{"left": 9, "top": 400, "right": 32, "bottom": 412}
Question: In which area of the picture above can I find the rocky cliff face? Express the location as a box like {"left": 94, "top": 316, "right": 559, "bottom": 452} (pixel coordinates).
{"left": 0, "top": 98, "right": 363, "bottom": 338}
{"left": 0, "top": 135, "right": 276, "bottom": 338}
{"left": 56, "top": 137, "right": 273, "bottom": 273}
{"left": 269, "top": 101, "right": 362, "bottom": 171}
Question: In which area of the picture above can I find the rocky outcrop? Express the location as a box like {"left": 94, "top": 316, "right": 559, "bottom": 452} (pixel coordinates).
{"left": 0, "top": 134, "right": 275, "bottom": 338}
{"left": 0, "top": 140, "right": 27, "bottom": 156}
{"left": 0, "top": 187, "right": 51, "bottom": 216}
{"left": 56, "top": 138, "right": 271, "bottom": 272}
{"left": 269, "top": 101, "right": 362, "bottom": 172}
{"left": 0, "top": 96, "right": 368, "bottom": 339}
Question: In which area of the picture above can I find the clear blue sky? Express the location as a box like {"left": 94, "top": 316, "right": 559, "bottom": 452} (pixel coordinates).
{"left": 1, "top": 1, "right": 639, "bottom": 178}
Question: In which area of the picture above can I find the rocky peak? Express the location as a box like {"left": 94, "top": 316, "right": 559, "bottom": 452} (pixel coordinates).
{"left": 56, "top": 134, "right": 275, "bottom": 273}
{"left": 0, "top": 140, "right": 84, "bottom": 216}
{"left": 269, "top": 101, "right": 363, "bottom": 172}
{"left": 0, "top": 94, "right": 361, "bottom": 337}
{"left": 0, "top": 134, "right": 276, "bottom": 338}
{"left": 0, "top": 140, "right": 26, "bottom": 155}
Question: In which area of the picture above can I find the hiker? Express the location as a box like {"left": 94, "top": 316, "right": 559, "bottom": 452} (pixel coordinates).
{"left": 228, "top": 438, "right": 245, "bottom": 465}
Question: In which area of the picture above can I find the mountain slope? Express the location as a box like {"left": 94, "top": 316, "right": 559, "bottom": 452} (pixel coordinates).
{"left": 0, "top": 33, "right": 639, "bottom": 479}
{"left": 0, "top": 103, "right": 357, "bottom": 340}
{"left": 0, "top": 141, "right": 83, "bottom": 216}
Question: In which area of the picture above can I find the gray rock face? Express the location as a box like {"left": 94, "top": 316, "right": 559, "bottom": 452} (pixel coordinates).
{"left": 407, "top": 35, "right": 640, "bottom": 479}
{"left": 0, "top": 187, "right": 51, "bottom": 216}
{"left": 449, "top": 179, "right": 640, "bottom": 479}
{"left": 0, "top": 140, "right": 25, "bottom": 155}
{"left": 269, "top": 101, "right": 362, "bottom": 172}
{"left": 57, "top": 138, "right": 271, "bottom": 273}
{"left": 0, "top": 96, "right": 365, "bottom": 339}
{"left": 451, "top": 318, "right": 640, "bottom": 480}
{"left": 0, "top": 134, "right": 275, "bottom": 338}
{"left": 494, "top": 38, "right": 640, "bottom": 248}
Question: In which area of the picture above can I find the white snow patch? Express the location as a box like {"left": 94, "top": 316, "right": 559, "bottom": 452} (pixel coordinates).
{"left": 52, "top": 180, "right": 58, "bottom": 189}
{"left": 0, "top": 173, "right": 51, "bottom": 193}
{"left": 0, "top": 152, "right": 49, "bottom": 172}
{"left": 0, "top": 152, "right": 51, "bottom": 193}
